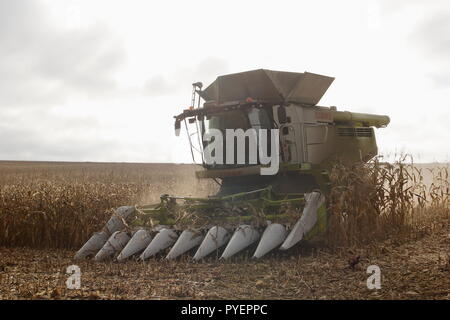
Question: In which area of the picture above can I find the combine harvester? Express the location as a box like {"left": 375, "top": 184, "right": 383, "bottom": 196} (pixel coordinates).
{"left": 74, "top": 69, "right": 390, "bottom": 262}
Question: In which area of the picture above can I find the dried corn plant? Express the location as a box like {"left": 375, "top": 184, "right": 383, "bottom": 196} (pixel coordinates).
{"left": 0, "top": 181, "right": 143, "bottom": 249}
{"left": 326, "top": 156, "right": 449, "bottom": 248}
{"left": 0, "top": 160, "right": 447, "bottom": 251}
{"left": 0, "top": 163, "right": 214, "bottom": 249}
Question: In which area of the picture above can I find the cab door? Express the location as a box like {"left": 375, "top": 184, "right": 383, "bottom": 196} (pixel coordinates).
{"left": 274, "top": 105, "right": 300, "bottom": 163}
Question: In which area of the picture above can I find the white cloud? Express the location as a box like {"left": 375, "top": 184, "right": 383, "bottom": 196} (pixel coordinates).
{"left": 0, "top": 0, "right": 448, "bottom": 163}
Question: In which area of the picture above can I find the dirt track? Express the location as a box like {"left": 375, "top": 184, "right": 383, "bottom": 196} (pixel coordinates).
{"left": 1, "top": 219, "right": 448, "bottom": 300}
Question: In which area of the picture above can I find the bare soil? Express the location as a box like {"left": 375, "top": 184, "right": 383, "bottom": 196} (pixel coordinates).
{"left": 1, "top": 220, "right": 448, "bottom": 300}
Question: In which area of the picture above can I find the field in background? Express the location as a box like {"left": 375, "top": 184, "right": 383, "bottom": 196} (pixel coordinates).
{"left": 0, "top": 160, "right": 447, "bottom": 249}
{"left": 0, "top": 161, "right": 217, "bottom": 249}
{"left": 0, "top": 161, "right": 448, "bottom": 299}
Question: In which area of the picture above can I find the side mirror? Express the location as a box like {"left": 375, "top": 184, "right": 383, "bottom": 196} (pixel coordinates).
{"left": 277, "top": 106, "right": 287, "bottom": 124}
{"left": 175, "top": 120, "right": 181, "bottom": 136}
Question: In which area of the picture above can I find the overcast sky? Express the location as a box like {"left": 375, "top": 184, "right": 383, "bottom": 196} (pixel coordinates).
{"left": 0, "top": 0, "right": 449, "bottom": 163}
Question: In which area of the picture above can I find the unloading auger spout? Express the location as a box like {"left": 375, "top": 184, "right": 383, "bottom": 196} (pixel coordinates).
{"left": 74, "top": 69, "right": 390, "bottom": 262}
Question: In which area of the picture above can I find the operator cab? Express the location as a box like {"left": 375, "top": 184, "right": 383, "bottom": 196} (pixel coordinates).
{"left": 200, "top": 106, "right": 274, "bottom": 169}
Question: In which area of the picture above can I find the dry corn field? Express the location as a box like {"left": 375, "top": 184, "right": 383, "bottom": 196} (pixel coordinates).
{"left": 0, "top": 160, "right": 449, "bottom": 300}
